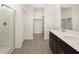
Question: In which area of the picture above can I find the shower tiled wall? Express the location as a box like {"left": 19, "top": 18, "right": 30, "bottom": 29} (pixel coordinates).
{"left": 61, "top": 18, "right": 72, "bottom": 30}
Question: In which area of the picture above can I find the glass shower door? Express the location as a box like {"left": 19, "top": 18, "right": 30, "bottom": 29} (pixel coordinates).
{"left": 0, "top": 5, "right": 14, "bottom": 54}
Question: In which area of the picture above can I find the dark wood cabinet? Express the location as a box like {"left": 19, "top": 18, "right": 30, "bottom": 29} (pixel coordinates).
{"left": 49, "top": 31, "right": 79, "bottom": 54}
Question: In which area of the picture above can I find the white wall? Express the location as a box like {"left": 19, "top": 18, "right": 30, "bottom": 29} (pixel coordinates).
{"left": 61, "top": 8, "right": 72, "bottom": 19}
{"left": 22, "top": 5, "right": 33, "bottom": 40}
{"left": 33, "top": 7, "right": 44, "bottom": 19}
{"left": 72, "top": 5, "right": 79, "bottom": 31}
{"left": 44, "top": 4, "right": 61, "bottom": 39}
{"left": 8, "top": 4, "right": 23, "bottom": 48}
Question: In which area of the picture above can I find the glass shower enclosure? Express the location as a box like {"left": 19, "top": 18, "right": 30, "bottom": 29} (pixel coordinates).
{"left": 0, "top": 4, "right": 15, "bottom": 54}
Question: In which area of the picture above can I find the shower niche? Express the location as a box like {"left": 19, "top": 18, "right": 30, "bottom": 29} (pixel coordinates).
{"left": 61, "top": 7, "right": 72, "bottom": 30}
{"left": 61, "top": 18, "right": 72, "bottom": 30}
{"left": 0, "top": 4, "right": 15, "bottom": 54}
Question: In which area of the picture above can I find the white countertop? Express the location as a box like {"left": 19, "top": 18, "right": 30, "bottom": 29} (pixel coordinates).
{"left": 50, "top": 29, "right": 79, "bottom": 52}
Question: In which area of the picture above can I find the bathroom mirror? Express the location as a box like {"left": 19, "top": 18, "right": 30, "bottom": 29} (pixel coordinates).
{"left": 61, "top": 4, "right": 79, "bottom": 32}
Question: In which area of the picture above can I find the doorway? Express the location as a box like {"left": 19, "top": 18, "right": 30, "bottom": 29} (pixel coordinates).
{"left": 33, "top": 7, "right": 44, "bottom": 40}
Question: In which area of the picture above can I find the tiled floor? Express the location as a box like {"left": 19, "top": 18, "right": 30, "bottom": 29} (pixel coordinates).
{"left": 11, "top": 34, "right": 52, "bottom": 54}
{"left": 33, "top": 34, "right": 44, "bottom": 40}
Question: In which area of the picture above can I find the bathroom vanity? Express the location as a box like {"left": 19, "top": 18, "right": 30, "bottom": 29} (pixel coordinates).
{"left": 49, "top": 30, "right": 79, "bottom": 54}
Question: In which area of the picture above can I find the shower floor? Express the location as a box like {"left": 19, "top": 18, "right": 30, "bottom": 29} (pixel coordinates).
{"left": 0, "top": 47, "right": 12, "bottom": 54}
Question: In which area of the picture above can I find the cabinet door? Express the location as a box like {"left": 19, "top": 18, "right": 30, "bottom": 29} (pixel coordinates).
{"left": 49, "top": 32, "right": 53, "bottom": 51}
{"left": 56, "top": 37, "right": 79, "bottom": 54}
{"left": 49, "top": 37, "right": 52, "bottom": 50}
{"left": 49, "top": 32, "right": 57, "bottom": 53}
{"left": 52, "top": 35, "right": 65, "bottom": 54}
{"left": 56, "top": 41, "right": 65, "bottom": 54}
{"left": 52, "top": 38, "right": 57, "bottom": 53}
